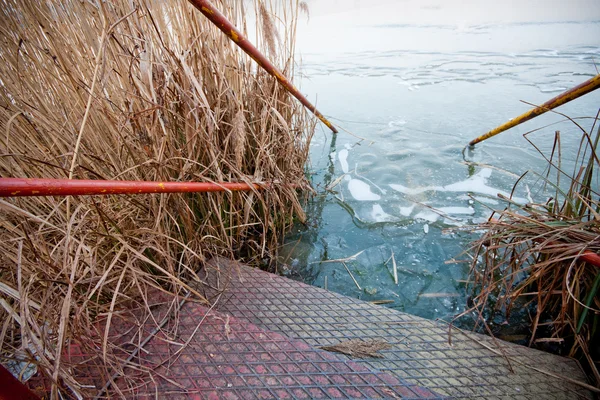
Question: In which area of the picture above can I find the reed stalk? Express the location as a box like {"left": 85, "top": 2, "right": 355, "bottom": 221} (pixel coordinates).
{"left": 462, "top": 113, "right": 600, "bottom": 386}
{"left": 0, "top": 0, "right": 314, "bottom": 396}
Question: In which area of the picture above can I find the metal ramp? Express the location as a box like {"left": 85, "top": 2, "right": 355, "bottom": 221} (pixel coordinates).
{"left": 201, "top": 257, "right": 594, "bottom": 399}
{"left": 25, "top": 258, "right": 594, "bottom": 399}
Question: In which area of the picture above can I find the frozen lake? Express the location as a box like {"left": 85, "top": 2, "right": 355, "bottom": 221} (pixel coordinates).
{"left": 280, "top": 0, "right": 600, "bottom": 321}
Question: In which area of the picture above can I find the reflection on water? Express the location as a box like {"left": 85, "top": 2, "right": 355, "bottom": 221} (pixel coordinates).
{"left": 281, "top": 0, "right": 600, "bottom": 322}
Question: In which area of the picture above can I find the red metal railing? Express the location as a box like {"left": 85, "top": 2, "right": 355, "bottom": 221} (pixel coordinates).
{"left": 0, "top": 178, "right": 266, "bottom": 197}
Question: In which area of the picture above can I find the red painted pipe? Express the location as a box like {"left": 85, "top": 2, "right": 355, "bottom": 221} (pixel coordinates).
{"left": 489, "top": 218, "right": 600, "bottom": 269}
{"left": 0, "top": 178, "right": 266, "bottom": 197}
{"left": 535, "top": 238, "right": 600, "bottom": 269}
{"left": 580, "top": 251, "right": 600, "bottom": 269}
{"left": 187, "top": 0, "right": 338, "bottom": 134}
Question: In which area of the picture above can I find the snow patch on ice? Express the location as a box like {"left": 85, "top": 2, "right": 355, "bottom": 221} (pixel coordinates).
{"left": 414, "top": 210, "right": 439, "bottom": 222}
{"left": 399, "top": 204, "right": 415, "bottom": 216}
{"left": 348, "top": 179, "right": 381, "bottom": 201}
{"left": 338, "top": 149, "right": 349, "bottom": 173}
{"left": 389, "top": 168, "right": 527, "bottom": 203}
{"left": 370, "top": 204, "right": 396, "bottom": 222}
{"left": 473, "top": 196, "right": 499, "bottom": 205}
{"left": 443, "top": 218, "right": 465, "bottom": 227}
{"left": 437, "top": 206, "right": 475, "bottom": 215}
{"left": 389, "top": 183, "right": 437, "bottom": 195}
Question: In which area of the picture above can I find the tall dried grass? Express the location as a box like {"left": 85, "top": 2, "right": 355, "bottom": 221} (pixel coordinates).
{"left": 463, "top": 112, "right": 600, "bottom": 386}
{"left": 0, "top": 0, "right": 314, "bottom": 396}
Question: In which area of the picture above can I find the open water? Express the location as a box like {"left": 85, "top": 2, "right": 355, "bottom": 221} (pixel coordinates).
{"left": 280, "top": 0, "right": 600, "bottom": 322}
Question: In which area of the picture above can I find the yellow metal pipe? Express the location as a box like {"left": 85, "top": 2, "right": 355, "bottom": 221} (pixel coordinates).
{"left": 469, "top": 74, "right": 600, "bottom": 146}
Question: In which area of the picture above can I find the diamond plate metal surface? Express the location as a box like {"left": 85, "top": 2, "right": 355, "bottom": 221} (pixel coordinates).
{"left": 26, "top": 290, "right": 185, "bottom": 398}
{"left": 201, "top": 257, "right": 595, "bottom": 400}
{"left": 26, "top": 275, "right": 442, "bottom": 399}
{"left": 105, "top": 303, "right": 443, "bottom": 399}
{"left": 24, "top": 257, "right": 594, "bottom": 399}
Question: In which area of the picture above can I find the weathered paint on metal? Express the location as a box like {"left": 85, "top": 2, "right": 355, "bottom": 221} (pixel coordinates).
{"left": 469, "top": 74, "right": 600, "bottom": 146}
{"left": 581, "top": 250, "right": 600, "bottom": 269}
{"left": 187, "top": 0, "right": 338, "bottom": 134}
{"left": 0, "top": 178, "right": 265, "bottom": 197}
{"left": 0, "top": 363, "right": 40, "bottom": 400}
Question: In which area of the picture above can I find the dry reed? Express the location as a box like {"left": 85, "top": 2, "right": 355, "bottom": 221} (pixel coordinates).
{"left": 461, "top": 113, "right": 600, "bottom": 386}
{"left": 0, "top": 0, "right": 314, "bottom": 397}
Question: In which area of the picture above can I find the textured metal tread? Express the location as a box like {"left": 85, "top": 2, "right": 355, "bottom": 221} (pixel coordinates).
{"left": 201, "top": 257, "right": 594, "bottom": 399}
{"left": 26, "top": 275, "right": 441, "bottom": 399}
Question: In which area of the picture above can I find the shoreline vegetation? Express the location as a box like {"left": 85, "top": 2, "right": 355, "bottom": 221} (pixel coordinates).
{"left": 0, "top": 0, "right": 598, "bottom": 396}
{"left": 460, "top": 113, "right": 600, "bottom": 387}
{"left": 0, "top": 0, "right": 313, "bottom": 396}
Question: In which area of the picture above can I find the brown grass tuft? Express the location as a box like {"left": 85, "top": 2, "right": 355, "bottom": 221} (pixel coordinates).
{"left": 0, "top": 0, "right": 314, "bottom": 396}
{"left": 460, "top": 113, "right": 600, "bottom": 386}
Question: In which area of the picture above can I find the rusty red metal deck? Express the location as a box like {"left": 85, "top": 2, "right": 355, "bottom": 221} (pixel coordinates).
{"left": 22, "top": 257, "right": 594, "bottom": 399}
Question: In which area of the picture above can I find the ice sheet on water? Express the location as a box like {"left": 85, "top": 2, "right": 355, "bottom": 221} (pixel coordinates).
{"left": 411, "top": 205, "right": 475, "bottom": 227}
{"left": 442, "top": 168, "right": 493, "bottom": 192}
{"left": 538, "top": 85, "right": 567, "bottom": 93}
{"left": 348, "top": 178, "right": 381, "bottom": 201}
{"left": 388, "top": 118, "right": 407, "bottom": 128}
{"left": 389, "top": 168, "right": 527, "bottom": 203}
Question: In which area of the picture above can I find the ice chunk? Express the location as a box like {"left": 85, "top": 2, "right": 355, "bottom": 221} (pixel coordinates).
{"left": 348, "top": 179, "right": 381, "bottom": 201}
{"left": 437, "top": 206, "right": 475, "bottom": 215}
{"left": 423, "top": 224, "right": 429, "bottom": 234}
{"left": 414, "top": 210, "right": 439, "bottom": 222}
{"left": 473, "top": 196, "right": 499, "bottom": 205}
{"left": 389, "top": 183, "right": 436, "bottom": 195}
{"left": 399, "top": 204, "right": 415, "bottom": 216}
{"left": 443, "top": 218, "right": 464, "bottom": 227}
{"left": 370, "top": 204, "right": 395, "bottom": 222}
{"left": 442, "top": 169, "right": 526, "bottom": 201}
{"left": 390, "top": 168, "right": 527, "bottom": 203}
{"left": 388, "top": 119, "right": 407, "bottom": 127}
{"left": 338, "top": 149, "right": 349, "bottom": 173}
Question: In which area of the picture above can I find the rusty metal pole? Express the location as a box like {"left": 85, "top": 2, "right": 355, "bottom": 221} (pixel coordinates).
{"left": 0, "top": 178, "right": 267, "bottom": 197}
{"left": 187, "top": 0, "right": 338, "bottom": 134}
{"left": 469, "top": 74, "right": 600, "bottom": 146}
